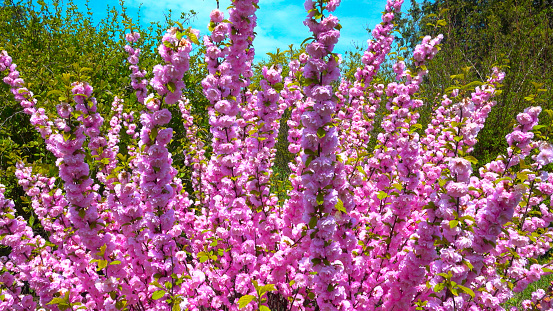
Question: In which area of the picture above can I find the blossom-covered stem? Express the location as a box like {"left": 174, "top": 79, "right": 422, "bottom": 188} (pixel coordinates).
{"left": 334, "top": 0, "right": 401, "bottom": 166}
{"left": 0, "top": 184, "right": 48, "bottom": 310}
{"left": 99, "top": 96, "right": 124, "bottom": 185}
{"left": 199, "top": 2, "right": 264, "bottom": 307}
{"left": 178, "top": 97, "right": 209, "bottom": 205}
{"left": 244, "top": 66, "right": 297, "bottom": 296}
{"left": 337, "top": 0, "right": 401, "bottom": 168}
{"left": 355, "top": 0, "right": 403, "bottom": 88}
{"left": 125, "top": 32, "right": 148, "bottom": 104}
{"left": 122, "top": 27, "right": 195, "bottom": 309}
{"left": 227, "top": 0, "right": 259, "bottom": 103}
{"left": 300, "top": 0, "right": 351, "bottom": 308}
{"left": 347, "top": 34, "right": 444, "bottom": 309}
{"left": 0, "top": 51, "right": 54, "bottom": 139}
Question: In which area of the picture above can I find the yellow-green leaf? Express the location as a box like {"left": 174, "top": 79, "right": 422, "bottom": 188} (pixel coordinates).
{"left": 238, "top": 295, "right": 255, "bottom": 309}
{"left": 335, "top": 199, "right": 346, "bottom": 213}
{"left": 449, "top": 220, "right": 459, "bottom": 229}
{"left": 152, "top": 290, "right": 166, "bottom": 300}
{"left": 377, "top": 191, "right": 388, "bottom": 200}
{"left": 457, "top": 285, "right": 475, "bottom": 298}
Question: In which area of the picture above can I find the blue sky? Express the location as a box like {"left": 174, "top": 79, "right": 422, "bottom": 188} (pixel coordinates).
{"left": 53, "top": 0, "right": 410, "bottom": 61}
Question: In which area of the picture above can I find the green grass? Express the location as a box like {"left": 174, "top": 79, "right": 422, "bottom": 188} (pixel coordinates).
{"left": 504, "top": 253, "right": 553, "bottom": 308}
{"left": 505, "top": 274, "right": 553, "bottom": 308}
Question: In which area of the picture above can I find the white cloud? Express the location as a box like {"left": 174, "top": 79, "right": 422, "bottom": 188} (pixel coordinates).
{"left": 253, "top": 3, "right": 308, "bottom": 60}
{"left": 122, "top": 0, "right": 391, "bottom": 61}
{"left": 125, "top": 0, "right": 232, "bottom": 35}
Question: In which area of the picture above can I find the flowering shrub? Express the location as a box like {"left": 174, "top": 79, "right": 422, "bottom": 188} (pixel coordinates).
{"left": 1, "top": 0, "right": 553, "bottom": 310}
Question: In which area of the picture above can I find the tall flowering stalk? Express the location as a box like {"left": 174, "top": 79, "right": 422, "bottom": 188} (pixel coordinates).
{"left": 298, "top": 1, "right": 353, "bottom": 309}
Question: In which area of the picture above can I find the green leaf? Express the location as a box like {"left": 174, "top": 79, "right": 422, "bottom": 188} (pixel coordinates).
{"left": 163, "top": 41, "right": 173, "bottom": 49}
{"left": 109, "top": 260, "right": 122, "bottom": 266}
{"left": 437, "top": 273, "right": 450, "bottom": 279}
{"left": 152, "top": 290, "right": 166, "bottom": 300}
{"left": 392, "top": 183, "right": 403, "bottom": 191}
{"left": 457, "top": 285, "right": 475, "bottom": 298}
{"left": 377, "top": 191, "right": 388, "bottom": 200}
{"left": 434, "top": 283, "right": 445, "bottom": 292}
{"left": 463, "top": 156, "right": 478, "bottom": 164}
{"left": 238, "top": 295, "right": 255, "bottom": 309}
{"left": 199, "top": 255, "right": 209, "bottom": 263}
{"left": 208, "top": 22, "right": 216, "bottom": 32}
{"left": 317, "top": 128, "right": 326, "bottom": 138}
{"left": 272, "top": 82, "right": 284, "bottom": 91}
{"left": 463, "top": 260, "right": 474, "bottom": 270}
{"left": 47, "top": 90, "right": 64, "bottom": 97}
{"left": 460, "top": 215, "right": 475, "bottom": 223}
{"left": 172, "top": 302, "right": 182, "bottom": 311}
{"left": 259, "top": 306, "right": 271, "bottom": 311}
{"left": 47, "top": 297, "right": 68, "bottom": 305}
{"left": 462, "top": 81, "right": 484, "bottom": 90}
{"left": 450, "top": 74, "right": 464, "bottom": 80}
{"left": 305, "top": 155, "right": 314, "bottom": 168}
{"left": 115, "top": 299, "right": 127, "bottom": 310}
{"left": 175, "top": 21, "right": 184, "bottom": 29}
{"left": 309, "top": 216, "right": 318, "bottom": 229}
{"left": 188, "top": 32, "right": 200, "bottom": 45}
{"left": 98, "top": 259, "right": 108, "bottom": 270}
{"left": 167, "top": 82, "right": 176, "bottom": 93}
{"left": 451, "top": 287, "right": 458, "bottom": 296}
{"left": 517, "top": 172, "right": 528, "bottom": 182}
{"left": 449, "top": 220, "right": 459, "bottom": 229}
{"left": 260, "top": 284, "right": 276, "bottom": 295}
{"left": 316, "top": 192, "right": 324, "bottom": 205}
{"left": 335, "top": 199, "right": 346, "bottom": 213}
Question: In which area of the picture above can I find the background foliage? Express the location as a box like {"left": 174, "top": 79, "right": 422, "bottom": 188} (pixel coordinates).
{"left": 0, "top": 0, "right": 210, "bottom": 220}
{"left": 395, "top": 0, "right": 553, "bottom": 164}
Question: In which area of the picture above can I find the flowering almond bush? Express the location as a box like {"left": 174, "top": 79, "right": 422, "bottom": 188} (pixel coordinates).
{"left": 1, "top": 0, "right": 552, "bottom": 310}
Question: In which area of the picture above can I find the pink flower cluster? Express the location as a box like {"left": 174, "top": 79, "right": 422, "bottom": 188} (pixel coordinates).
{"left": 150, "top": 28, "right": 195, "bottom": 105}
{"left": 125, "top": 32, "right": 148, "bottom": 103}
{"left": 0, "top": 0, "right": 552, "bottom": 310}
